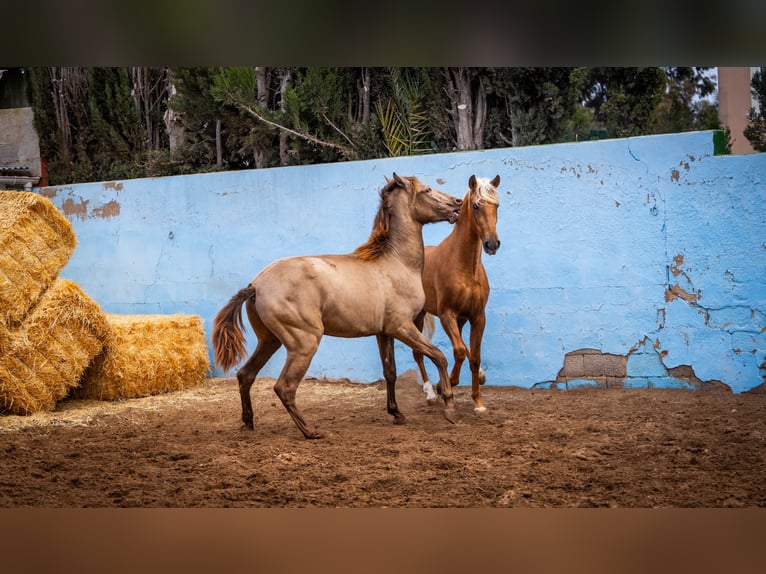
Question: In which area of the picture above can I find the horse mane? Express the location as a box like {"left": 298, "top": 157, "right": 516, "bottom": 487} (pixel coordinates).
{"left": 470, "top": 177, "right": 500, "bottom": 206}
{"left": 352, "top": 179, "right": 397, "bottom": 261}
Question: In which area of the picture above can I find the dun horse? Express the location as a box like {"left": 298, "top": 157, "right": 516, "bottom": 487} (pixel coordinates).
{"left": 413, "top": 175, "right": 501, "bottom": 412}
{"left": 212, "top": 174, "right": 463, "bottom": 439}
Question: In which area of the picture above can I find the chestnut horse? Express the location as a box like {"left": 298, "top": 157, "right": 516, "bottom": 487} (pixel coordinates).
{"left": 413, "top": 175, "right": 501, "bottom": 412}
{"left": 212, "top": 174, "right": 463, "bottom": 439}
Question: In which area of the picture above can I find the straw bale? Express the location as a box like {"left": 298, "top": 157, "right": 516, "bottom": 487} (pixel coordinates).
{"left": 0, "top": 279, "right": 109, "bottom": 415}
{"left": 75, "top": 314, "right": 210, "bottom": 400}
{"left": 0, "top": 190, "right": 77, "bottom": 348}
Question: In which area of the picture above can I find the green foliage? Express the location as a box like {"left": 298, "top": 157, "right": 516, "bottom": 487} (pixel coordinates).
{"left": 26, "top": 68, "right": 59, "bottom": 165}
{"left": 26, "top": 67, "right": 145, "bottom": 184}
{"left": 26, "top": 67, "right": 725, "bottom": 184}
{"left": 85, "top": 68, "right": 145, "bottom": 180}
{"left": 170, "top": 67, "right": 259, "bottom": 171}
{"left": 282, "top": 67, "right": 354, "bottom": 164}
{"left": 483, "top": 68, "right": 581, "bottom": 147}
{"left": 375, "top": 68, "right": 432, "bottom": 157}
{"left": 650, "top": 67, "right": 721, "bottom": 134}
{"left": 580, "top": 67, "right": 667, "bottom": 138}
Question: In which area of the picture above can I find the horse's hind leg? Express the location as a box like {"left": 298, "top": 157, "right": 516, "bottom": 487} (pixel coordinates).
{"left": 412, "top": 311, "right": 437, "bottom": 402}
{"left": 237, "top": 333, "right": 282, "bottom": 429}
{"left": 273, "top": 338, "right": 323, "bottom": 439}
{"left": 377, "top": 334, "right": 405, "bottom": 425}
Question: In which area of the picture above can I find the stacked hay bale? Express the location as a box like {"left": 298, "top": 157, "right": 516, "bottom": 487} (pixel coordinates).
{"left": 75, "top": 313, "right": 209, "bottom": 400}
{"left": 0, "top": 191, "right": 210, "bottom": 415}
{"left": 0, "top": 190, "right": 78, "bottom": 348}
{"left": 0, "top": 279, "right": 110, "bottom": 414}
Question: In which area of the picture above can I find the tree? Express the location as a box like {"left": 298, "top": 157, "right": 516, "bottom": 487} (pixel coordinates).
{"left": 27, "top": 67, "right": 146, "bottom": 184}
{"left": 27, "top": 67, "right": 90, "bottom": 183}
{"left": 650, "top": 67, "right": 720, "bottom": 134}
{"left": 129, "top": 67, "right": 170, "bottom": 152}
{"left": 85, "top": 67, "right": 145, "bottom": 180}
{"left": 485, "top": 68, "right": 579, "bottom": 147}
{"left": 165, "top": 67, "right": 249, "bottom": 173}
{"left": 376, "top": 68, "right": 433, "bottom": 157}
{"left": 575, "top": 67, "right": 667, "bottom": 138}
{"left": 744, "top": 68, "right": 766, "bottom": 152}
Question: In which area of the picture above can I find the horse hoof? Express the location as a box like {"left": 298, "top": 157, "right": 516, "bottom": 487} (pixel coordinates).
{"left": 393, "top": 415, "right": 407, "bottom": 425}
{"left": 474, "top": 406, "right": 488, "bottom": 414}
{"left": 305, "top": 429, "right": 325, "bottom": 440}
{"left": 479, "top": 369, "right": 486, "bottom": 385}
{"left": 241, "top": 422, "right": 254, "bottom": 431}
{"left": 442, "top": 408, "right": 457, "bottom": 424}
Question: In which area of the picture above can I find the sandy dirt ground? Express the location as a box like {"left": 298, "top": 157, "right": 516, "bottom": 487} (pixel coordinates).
{"left": 1, "top": 372, "right": 765, "bottom": 507}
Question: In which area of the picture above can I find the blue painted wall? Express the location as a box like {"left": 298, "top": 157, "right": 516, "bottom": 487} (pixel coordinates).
{"left": 39, "top": 131, "right": 766, "bottom": 392}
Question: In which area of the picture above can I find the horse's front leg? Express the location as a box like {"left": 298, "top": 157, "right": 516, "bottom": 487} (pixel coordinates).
{"left": 394, "top": 324, "right": 457, "bottom": 424}
{"left": 439, "top": 311, "right": 469, "bottom": 389}
{"left": 468, "top": 313, "right": 488, "bottom": 413}
{"left": 377, "top": 334, "right": 405, "bottom": 424}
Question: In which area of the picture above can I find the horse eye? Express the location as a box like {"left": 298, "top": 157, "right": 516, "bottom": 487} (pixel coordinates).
{"left": 423, "top": 187, "right": 431, "bottom": 193}
{"left": 472, "top": 202, "right": 479, "bottom": 210}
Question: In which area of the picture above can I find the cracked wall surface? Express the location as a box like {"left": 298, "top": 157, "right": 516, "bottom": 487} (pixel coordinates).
{"left": 40, "top": 131, "right": 766, "bottom": 392}
{"left": 537, "top": 340, "right": 730, "bottom": 391}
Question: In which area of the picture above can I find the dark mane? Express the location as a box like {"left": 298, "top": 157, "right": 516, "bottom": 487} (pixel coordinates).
{"left": 352, "top": 179, "right": 398, "bottom": 261}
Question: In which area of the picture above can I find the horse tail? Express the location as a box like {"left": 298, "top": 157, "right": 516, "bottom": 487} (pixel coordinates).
{"left": 212, "top": 285, "right": 256, "bottom": 372}
{"left": 423, "top": 312, "right": 436, "bottom": 340}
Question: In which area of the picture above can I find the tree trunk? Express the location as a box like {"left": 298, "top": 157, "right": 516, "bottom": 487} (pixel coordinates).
{"left": 215, "top": 119, "right": 222, "bottom": 167}
{"left": 130, "top": 67, "right": 170, "bottom": 152}
{"left": 279, "top": 68, "right": 292, "bottom": 166}
{"left": 49, "top": 68, "right": 72, "bottom": 162}
{"left": 472, "top": 76, "right": 486, "bottom": 150}
{"left": 445, "top": 67, "right": 487, "bottom": 151}
{"left": 254, "top": 66, "right": 270, "bottom": 168}
{"left": 256, "top": 67, "right": 269, "bottom": 106}
{"left": 164, "top": 72, "right": 185, "bottom": 157}
{"left": 359, "top": 67, "right": 370, "bottom": 124}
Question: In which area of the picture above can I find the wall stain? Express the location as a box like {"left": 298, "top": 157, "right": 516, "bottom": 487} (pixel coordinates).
{"left": 103, "top": 181, "right": 124, "bottom": 192}
{"left": 61, "top": 197, "right": 90, "bottom": 220}
{"left": 670, "top": 254, "right": 685, "bottom": 276}
{"left": 665, "top": 284, "right": 701, "bottom": 304}
{"left": 91, "top": 200, "right": 121, "bottom": 218}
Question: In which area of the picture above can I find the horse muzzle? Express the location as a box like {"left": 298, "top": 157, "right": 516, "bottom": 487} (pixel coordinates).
{"left": 448, "top": 197, "right": 462, "bottom": 224}
{"left": 483, "top": 238, "right": 500, "bottom": 255}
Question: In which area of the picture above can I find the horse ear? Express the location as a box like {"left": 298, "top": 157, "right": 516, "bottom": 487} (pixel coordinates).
{"left": 384, "top": 175, "right": 392, "bottom": 184}
{"left": 392, "top": 173, "right": 406, "bottom": 187}
{"left": 469, "top": 175, "right": 477, "bottom": 189}
{"left": 491, "top": 175, "right": 500, "bottom": 188}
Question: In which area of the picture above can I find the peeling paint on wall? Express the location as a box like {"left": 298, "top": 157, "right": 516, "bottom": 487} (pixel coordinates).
{"left": 103, "top": 181, "right": 124, "bottom": 192}
{"left": 61, "top": 197, "right": 89, "bottom": 219}
{"left": 91, "top": 200, "right": 121, "bottom": 218}
{"left": 58, "top": 192, "right": 121, "bottom": 220}
{"left": 535, "top": 338, "right": 729, "bottom": 391}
